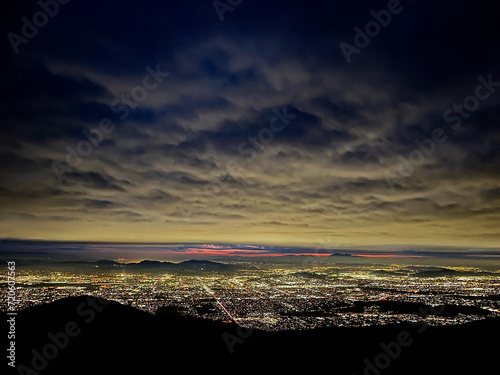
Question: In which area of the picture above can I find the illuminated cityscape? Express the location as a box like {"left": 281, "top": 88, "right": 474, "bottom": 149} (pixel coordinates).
{"left": 2, "top": 262, "right": 499, "bottom": 331}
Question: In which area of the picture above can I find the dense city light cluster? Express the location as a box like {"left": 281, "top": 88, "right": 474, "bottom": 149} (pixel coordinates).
{"left": 1, "top": 264, "right": 499, "bottom": 331}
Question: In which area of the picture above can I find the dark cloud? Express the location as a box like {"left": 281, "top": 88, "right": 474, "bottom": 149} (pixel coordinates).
{"left": 81, "top": 199, "right": 118, "bottom": 209}
{"left": 62, "top": 172, "right": 127, "bottom": 192}
{"left": 141, "top": 189, "right": 179, "bottom": 203}
{"left": 310, "top": 96, "right": 363, "bottom": 124}
{"left": 481, "top": 188, "right": 500, "bottom": 202}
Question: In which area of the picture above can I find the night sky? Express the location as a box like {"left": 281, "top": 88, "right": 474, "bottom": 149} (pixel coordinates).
{"left": 1, "top": 0, "right": 499, "bottom": 249}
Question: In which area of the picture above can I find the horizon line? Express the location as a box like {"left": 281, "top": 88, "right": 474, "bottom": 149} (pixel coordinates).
{"left": 1, "top": 238, "right": 499, "bottom": 251}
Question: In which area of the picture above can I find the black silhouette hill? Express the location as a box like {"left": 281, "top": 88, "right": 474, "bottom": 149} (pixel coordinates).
{"left": 58, "top": 259, "right": 241, "bottom": 273}
{"left": 3, "top": 296, "right": 499, "bottom": 374}
{"left": 414, "top": 267, "right": 497, "bottom": 277}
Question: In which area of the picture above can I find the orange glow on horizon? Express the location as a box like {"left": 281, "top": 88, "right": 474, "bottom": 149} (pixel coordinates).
{"left": 183, "top": 248, "right": 335, "bottom": 257}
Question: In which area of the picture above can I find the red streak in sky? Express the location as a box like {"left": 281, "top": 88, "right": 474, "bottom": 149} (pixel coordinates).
{"left": 123, "top": 247, "right": 425, "bottom": 259}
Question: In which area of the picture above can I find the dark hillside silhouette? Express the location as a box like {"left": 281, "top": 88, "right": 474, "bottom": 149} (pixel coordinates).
{"left": 3, "top": 296, "right": 499, "bottom": 374}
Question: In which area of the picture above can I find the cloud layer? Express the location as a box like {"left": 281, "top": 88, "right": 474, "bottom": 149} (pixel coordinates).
{"left": 0, "top": 0, "right": 499, "bottom": 248}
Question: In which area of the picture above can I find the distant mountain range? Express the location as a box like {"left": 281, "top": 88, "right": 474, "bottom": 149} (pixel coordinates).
{"left": 370, "top": 267, "right": 498, "bottom": 277}
{"left": 3, "top": 296, "right": 499, "bottom": 375}
{"left": 60, "top": 259, "right": 241, "bottom": 272}
{"left": 330, "top": 252, "right": 353, "bottom": 257}
{"left": 414, "top": 267, "right": 497, "bottom": 277}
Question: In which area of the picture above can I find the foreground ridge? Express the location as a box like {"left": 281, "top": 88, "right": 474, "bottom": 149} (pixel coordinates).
{"left": 3, "top": 296, "right": 499, "bottom": 375}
